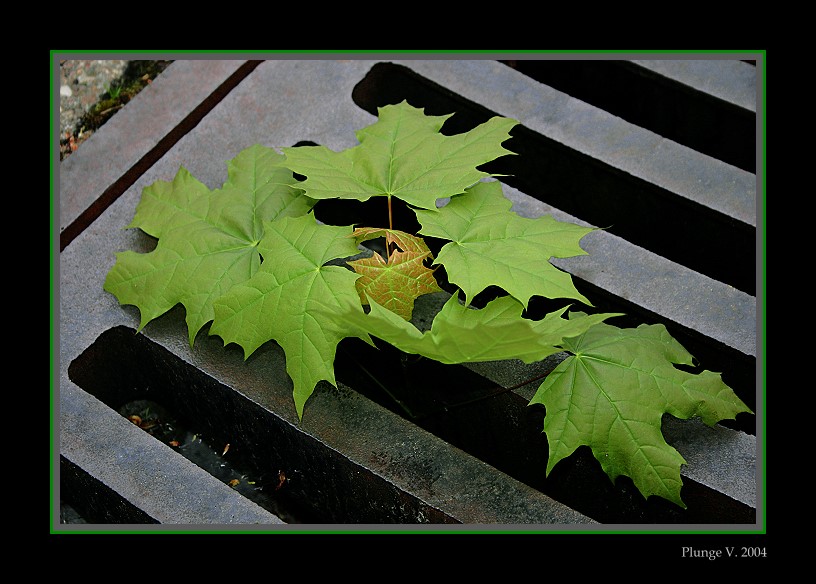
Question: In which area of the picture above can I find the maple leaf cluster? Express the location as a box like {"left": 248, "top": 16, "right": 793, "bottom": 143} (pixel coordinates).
{"left": 104, "top": 101, "right": 751, "bottom": 508}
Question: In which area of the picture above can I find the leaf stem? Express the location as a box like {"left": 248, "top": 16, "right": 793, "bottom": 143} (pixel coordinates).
{"left": 387, "top": 196, "right": 395, "bottom": 258}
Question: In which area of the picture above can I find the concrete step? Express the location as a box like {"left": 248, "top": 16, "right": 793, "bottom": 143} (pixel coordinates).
{"left": 56, "top": 56, "right": 762, "bottom": 529}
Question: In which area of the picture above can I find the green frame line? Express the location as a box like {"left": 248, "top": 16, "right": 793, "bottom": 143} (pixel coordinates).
{"left": 50, "top": 49, "right": 767, "bottom": 538}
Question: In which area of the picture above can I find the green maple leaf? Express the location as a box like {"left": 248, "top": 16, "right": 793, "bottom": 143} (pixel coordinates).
{"left": 347, "top": 227, "right": 443, "bottom": 321}
{"left": 209, "top": 214, "right": 367, "bottom": 419}
{"left": 104, "top": 145, "right": 314, "bottom": 344}
{"left": 416, "top": 180, "right": 594, "bottom": 308}
{"left": 333, "top": 294, "right": 619, "bottom": 365}
{"left": 529, "top": 320, "right": 753, "bottom": 507}
{"left": 281, "top": 100, "right": 518, "bottom": 210}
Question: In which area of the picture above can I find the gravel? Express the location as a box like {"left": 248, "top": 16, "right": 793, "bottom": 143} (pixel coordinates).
{"left": 58, "top": 60, "right": 129, "bottom": 137}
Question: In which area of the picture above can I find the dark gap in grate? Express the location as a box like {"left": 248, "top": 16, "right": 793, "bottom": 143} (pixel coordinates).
{"left": 350, "top": 62, "right": 756, "bottom": 297}
{"left": 499, "top": 59, "right": 756, "bottom": 173}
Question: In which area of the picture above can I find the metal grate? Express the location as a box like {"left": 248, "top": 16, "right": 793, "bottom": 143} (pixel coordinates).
{"left": 56, "top": 57, "right": 762, "bottom": 529}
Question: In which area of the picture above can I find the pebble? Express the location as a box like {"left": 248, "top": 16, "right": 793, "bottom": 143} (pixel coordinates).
{"left": 58, "top": 59, "right": 128, "bottom": 137}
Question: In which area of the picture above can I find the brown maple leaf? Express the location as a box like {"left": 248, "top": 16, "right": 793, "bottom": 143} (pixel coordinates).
{"left": 348, "top": 228, "right": 443, "bottom": 320}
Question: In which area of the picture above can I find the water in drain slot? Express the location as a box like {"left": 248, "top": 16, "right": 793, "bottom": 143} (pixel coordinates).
{"left": 117, "top": 398, "right": 307, "bottom": 524}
